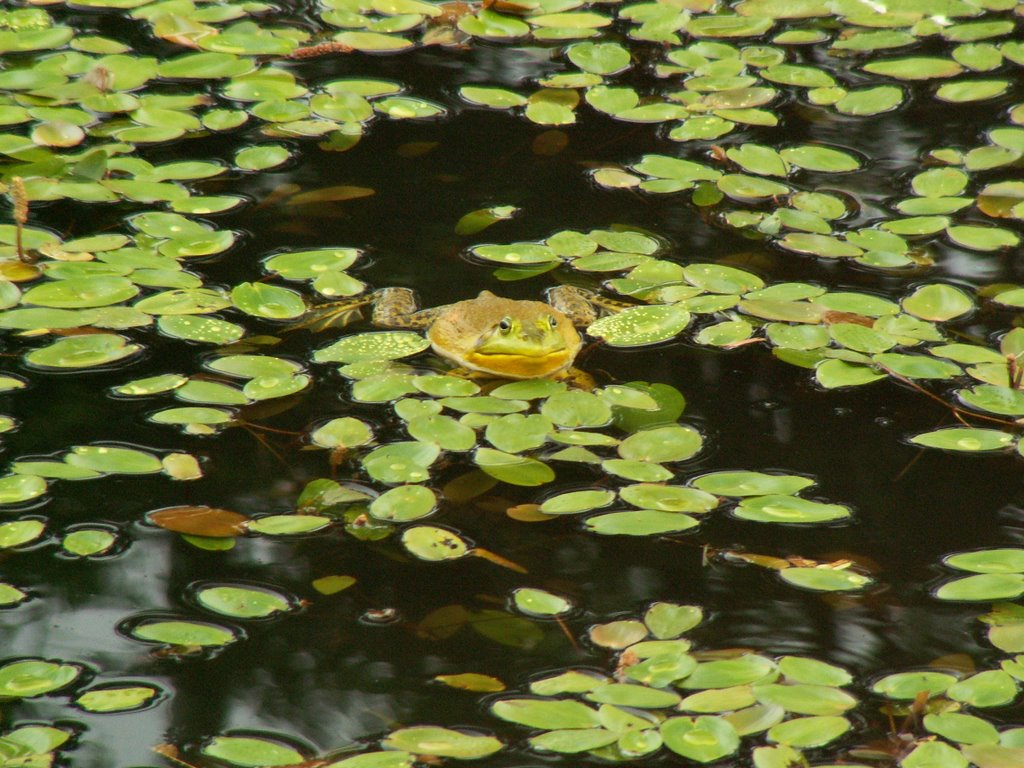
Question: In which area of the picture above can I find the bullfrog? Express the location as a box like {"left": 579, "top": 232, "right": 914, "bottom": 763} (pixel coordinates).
{"left": 371, "top": 285, "right": 604, "bottom": 380}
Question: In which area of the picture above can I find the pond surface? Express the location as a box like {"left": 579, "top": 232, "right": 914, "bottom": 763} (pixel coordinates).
{"left": 2, "top": 1, "right": 1024, "bottom": 766}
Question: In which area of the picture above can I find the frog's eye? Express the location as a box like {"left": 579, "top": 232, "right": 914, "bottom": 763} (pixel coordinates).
{"left": 546, "top": 315, "right": 558, "bottom": 328}
{"left": 498, "top": 317, "right": 512, "bottom": 333}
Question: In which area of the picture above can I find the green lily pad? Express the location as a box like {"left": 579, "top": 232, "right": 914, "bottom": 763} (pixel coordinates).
{"left": 528, "top": 729, "right": 618, "bottom": 753}
{"left": 936, "top": 573, "right": 1024, "bottom": 601}
{"left": 65, "top": 445, "right": 162, "bottom": 474}
{"left": 485, "top": 413, "right": 552, "bottom": 453}
{"left": 0, "top": 473, "right": 48, "bottom": 504}
{"left": 363, "top": 442, "right": 439, "bottom": 483}
{"left": 231, "top": 282, "right": 306, "bottom": 319}
{"left": 0, "top": 519, "right": 46, "bottom": 548}
{"left": 401, "top": 525, "right": 469, "bottom": 561}
{"left": 540, "top": 489, "right": 616, "bottom": 515}
{"left": 459, "top": 87, "right": 527, "bottom": 109}
{"left": 620, "top": 484, "right": 717, "bottom": 512}
{"left": 900, "top": 741, "right": 968, "bottom": 768}
{"left": 945, "top": 548, "right": 1024, "bottom": 574}
{"left": 369, "top": 485, "right": 436, "bottom": 522}
{"left": 910, "top": 427, "right": 1014, "bottom": 452}
{"left": 492, "top": 698, "right": 600, "bottom": 729}
{"left": 62, "top": 528, "right": 116, "bottom": 557}
{"left": 692, "top": 471, "right": 813, "bottom": 496}
{"left": 202, "top": 736, "right": 305, "bottom": 767}
{"left": 474, "top": 448, "right": 554, "bottom": 486}
{"left": 718, "top": 174, "right": 790, "bottom": 200}
{"left": 196, "top": 585, "right": 292, "bottom": 618}
{"left": 235, "top": 144, "right": 291, "bottom": 171}
{"left": 0, "top": 659, "right": 80, "bottom": 698}
{"left": 767, "top": 716, "right": 849, "bottom": 748}
{"left": 585, "top": 510, "right": 700, "bottom": 536}
{"left": 247, "top": 516, "right": 331, "bottom": 535}
{"left": 863, "top": 57, "right": 963, "bottom": 80}
{"left": 315, "top": 332, "right": 430, "bottom": 364}
{"left": 780, "top": 145, "right": 861, "bottom": 172}
{"left": 382, "top": 728, "right": 500, "bottom": 759}
{"left": 779, "top": 567, "right": 873, "bottom": 592}
{"left": 588, "top": 305, "right": 691, "bottom": 347}
{"left": 22, "top": 276, "right": 139, "bottom": 308}
{"left": 76, "top": 685, "right": 159, "bottom": 713}
{"left": 947, "top": 670, "right": 1018, "bottom": 708}
{"left": 872, "top": 671, "right": 958, "bottom": 700}
{"left": 661, "top": 716, "right": 740, "bottom": 762}
{"left": 158, "top": 316, "right": 245, "bottom": 344}
{"left": 734, "top": 495, "right": 851, "bottom": 524}
{"left": 513, "top": 587, "right": 572, "bottom": 617}
{"left": 617, "top": 425, "right": 703, "bottom": 463}
{"left": 947, "top": 225, "right": 1020, "bottom": 251}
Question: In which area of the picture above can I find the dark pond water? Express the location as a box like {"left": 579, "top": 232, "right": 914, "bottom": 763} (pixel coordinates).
{"left": 3, "top": 1, "right": 1024, "bottom": 766}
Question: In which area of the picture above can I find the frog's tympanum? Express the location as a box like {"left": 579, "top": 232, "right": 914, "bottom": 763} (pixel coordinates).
{"left": 372, "top": 286, "right": 600, "bottom": 379}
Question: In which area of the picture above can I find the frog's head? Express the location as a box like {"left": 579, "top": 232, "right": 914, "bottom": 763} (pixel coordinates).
{"left": 428, "top": 292, "right": 582, "bottom": 379}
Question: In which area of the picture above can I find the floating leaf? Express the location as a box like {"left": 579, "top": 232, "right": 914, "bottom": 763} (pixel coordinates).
{"left": 248, "top": 515, "right": 330, "bottom": 535}
{"left": 76, "top": 685, "right": 158, "bottom": 713}
{"left": 910, "top": 428, "right": 1014, "bottom": 452}
{"left": 588, "top": 305, "right": 691, "bottom": 347}
{"left": 936, "top": 574, "right": 1024, "bottom": 601}
{"left": 513, "top": 588, "right": 572, "bottom": 617}
{"left": 872, "top": 671, "right": 958, "bottom": 700}
{"left": 202, "top": 736, "right": 305, "bottom": 767}
{"left": 0, "top": 519, "right": 46, "bottom": 548}
{"left": 363, "top": 442, "right": 439, "bottom": 483}
{"left": 197, "top": 585, "right": 292, "bottom": 618}
{"left": 585, "top": 510, "right": 700, "bottom": 536}
{"left": 369, "top": 485, "right": 436, "bottom": 522}
{"left": 661, "top": 716, "right": 740, "bottom": 763}
{"left": 780, "top": 567, "right": 873, "bottom": 592}
{"left": 474, "top": 448, "right": 554, "bottom": 486}
{"left": 492, "top": 698, "right": 600, "bottom": 729}
{"left": 148, "top": 506, "right": 247, "bottom": 537}
{"left": 231, "top": 282, "right": 306, "bottom": 320}
{"left": 315, "top": 332, "right": 430, "bottom": 363}
{"left": 62, "top": 528, "right": 116, "bottom": 557}
{"left": 66, "top": 445, "right": 162, "bottom": 474}
{"left": 693, "top": 471, "right": 813, "bottom": 497}
{"left": 0, "top": 659, "right": 80, "bottom": 698}
{"left": 945, "top": 549, "right": 1024, "bottom": 574}
{"left": 734, "top": 495, "right": 851, "bottom": 524}
{"left": 0, "top": 473, "right": 47, "bottom": 504}
{"left": 767, "top": 716, "right": 849, "bottom": 748}
{"left": 863, "top": 57, "right": 963, "bottom": 80}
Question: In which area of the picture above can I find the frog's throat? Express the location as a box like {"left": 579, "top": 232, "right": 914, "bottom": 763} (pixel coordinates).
{"left": 455, "top": 348, "right": 576, "bottom": 379}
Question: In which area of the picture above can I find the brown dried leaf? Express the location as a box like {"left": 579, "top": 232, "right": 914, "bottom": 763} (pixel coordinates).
{"left": 148, "top": 505, "right": 248, "bottom": 537}
{"left": 471, "top": 547, "right": 528, "bottom": 573}
{"left": 822, "top": 310, "right": 874, "bottom": 327}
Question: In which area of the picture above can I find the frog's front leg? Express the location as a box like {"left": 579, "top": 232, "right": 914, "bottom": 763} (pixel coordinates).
{"left": 371, "top": 287, "right": 442, "bottom": 330}
{"left": 546, "top": 285, "right": 599, "bottom": 327}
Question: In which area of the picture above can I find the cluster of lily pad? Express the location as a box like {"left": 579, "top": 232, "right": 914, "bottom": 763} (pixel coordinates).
{"left": 186, "top": 597, "right": 1024, "bottom": 767}
{"left": 482, "top": 600, "right": 1024, "bottom": 768}
{"left": 469, "top": 225, "right": 1024, "bottom": 453}
{"left": 0, "top": 218, "right": 369, "bottom": 365}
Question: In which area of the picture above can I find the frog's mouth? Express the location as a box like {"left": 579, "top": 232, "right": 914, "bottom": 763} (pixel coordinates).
{"left": 461, "top": 317, "right": 577, "bottom": 378}
{"left": 462, "top": 349, "right": 574, "bottom": 379}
